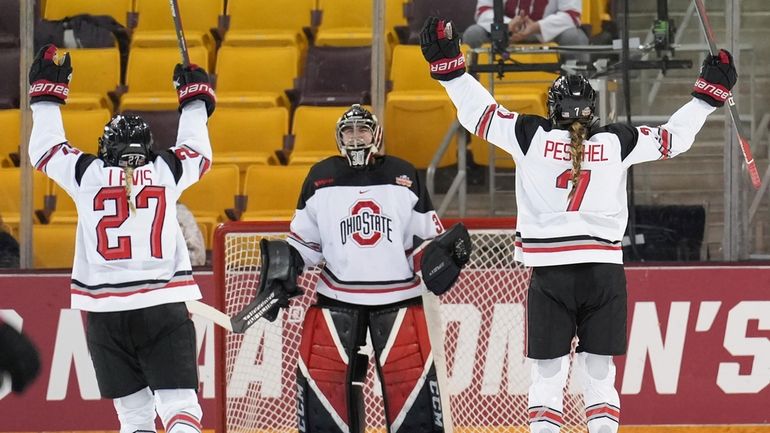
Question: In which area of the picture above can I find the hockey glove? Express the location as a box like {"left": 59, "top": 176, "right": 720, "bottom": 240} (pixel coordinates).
{"left": 28, "top": 44, "right": 72, "bottom": 105}
{"left": 259, "top": 239, "right": 305, "bottom": 322}
{"left": 173, "top": 63, "right": 216, "bottom": 116}
{"left": 421, "top": 223, "right": 472, "bottom": 296}
{"left": 0, "top": 322, "right": 41, "bottom": 393}
{"left": 691, "top": 49, "right": 737, "bottom": 108}
{"left": 420, "top": 16, "right": 466, "bottom": 81}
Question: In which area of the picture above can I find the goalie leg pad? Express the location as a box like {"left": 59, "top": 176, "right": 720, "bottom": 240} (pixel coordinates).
{"left": 528, "top": 355, "right": 570, "bottom": 433}
{"left": 297, "top": 304, "right": 367, "bottom": 433}
{"left": 578, "top": 353, "right": 620, "bottom": 433}
{"left": 369, "top": 302, "right": 445, "bottom": 433}
{"left": 154, "top": 389, "right": 203, "bottom": 433}
{"left": 419, "top": 223, "right": 472, "bottom": 295}
{"left": 112, "top": 386, "right": 157, "bottom": 433}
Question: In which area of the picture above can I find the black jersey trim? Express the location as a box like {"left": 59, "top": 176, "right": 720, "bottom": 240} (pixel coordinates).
{"left": 322, "top": 266, "right": 416, "bottom": 286}
{"left": 594, "top": 123, "right": 638, "bottom": 160}
{"left": 515, "top": 115, "right": 551, "bottom": 155}
{"left": 515, "top": 232, "right": 620, "bottom": 245}
{"left": 75, "top": 154, "right": 98, "bottom": 186}
{"left": 71, "top": 270, "right": 193, "bottom": 290}
{"left": 157, "top": 150, "right": 184, "bottom": 184}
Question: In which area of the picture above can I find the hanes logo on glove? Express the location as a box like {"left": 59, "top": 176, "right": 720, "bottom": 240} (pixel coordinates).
{"left": 420, "top": 16, "right": 466, "bottom": 81}
{"left": 173, "top": 63, "right": 216, "bottom": 116}
{"left": 28, "top": 44, "right": 72, "bottom": 105}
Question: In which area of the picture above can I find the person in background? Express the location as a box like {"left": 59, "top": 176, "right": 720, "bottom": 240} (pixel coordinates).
{"left": 0, "top": 215, "right": 19, "bottom": 268}
{"left": 176, "top": 203, "right": 205, "bottom": 266}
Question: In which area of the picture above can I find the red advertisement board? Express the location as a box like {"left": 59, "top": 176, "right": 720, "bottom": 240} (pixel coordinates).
{"left": 0, "top": 267, "right": 768, "bottom": 430}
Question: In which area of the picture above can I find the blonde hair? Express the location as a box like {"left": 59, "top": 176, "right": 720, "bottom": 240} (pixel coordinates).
{"left": 124, "top": 166, "right": 137, "bottom": 214}
{"left": 568, "top": 121, "right": 587, "bottom": 200}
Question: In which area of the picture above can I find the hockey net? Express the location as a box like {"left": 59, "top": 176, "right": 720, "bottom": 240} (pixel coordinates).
{"left": 214, "top": 219, "right": 586, "bottom": 433}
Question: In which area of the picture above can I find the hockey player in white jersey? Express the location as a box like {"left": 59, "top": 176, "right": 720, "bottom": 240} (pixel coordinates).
{"left": 255, "top": 104, "right": 471, "bottom": 432}
{"left": 420, "top": 16, "right": 736, "bottom": 433}
{"left": 28, "top": 45, "right": 216, "bottom": 433}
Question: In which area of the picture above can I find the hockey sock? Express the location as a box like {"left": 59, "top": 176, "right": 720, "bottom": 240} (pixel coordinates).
{"left": 154, "top": 389, "right": 203, "bottom": 433}
{"left": 113, "top": 387, "right": 156, "bottom": 433}
{"left": 528, "top": 355, "right": 569, "bottom": 433}
{"left": 579, "top": 353, "right": 620, "bottom": 433}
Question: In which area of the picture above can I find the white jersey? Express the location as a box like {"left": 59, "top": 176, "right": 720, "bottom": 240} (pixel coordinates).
{"left": 287, "top": 155, "right": 443, "bottom": 305}
{"left": 441, "top": 74, "right": 715, "bottom": 266}
{"left": 475, "top": 0, "right": 582, "bottom": 42}
{"left": 29, "top": 101, "right": 212, "bottom": 312}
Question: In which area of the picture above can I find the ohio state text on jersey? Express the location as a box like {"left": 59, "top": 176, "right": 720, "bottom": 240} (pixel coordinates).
{"left": 288, "top": 156, "right": 443, "bottom": 305}
{"left": 28, "top": 101, "right": 212, "bottom": 311}
{"left": 441, "top": 74, "right": 716, "bottom": 266}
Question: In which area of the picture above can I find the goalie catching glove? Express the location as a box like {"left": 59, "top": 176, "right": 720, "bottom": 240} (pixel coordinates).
{"left": 420, "top": 222, "right": 472, "bottom": 295}
{"left": 420, "top": 16, "right": 466, "bottom": 81}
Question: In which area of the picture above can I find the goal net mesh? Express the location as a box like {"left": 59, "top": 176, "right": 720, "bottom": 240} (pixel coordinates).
{"left": 216, "top": 221, "right": 586, "bottom": 433}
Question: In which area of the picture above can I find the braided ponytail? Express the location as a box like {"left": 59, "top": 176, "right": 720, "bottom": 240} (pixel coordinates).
{"left": 124, "top": 166, "right": 137, "bottom": 214}
{"left": 568, "top": 121, "right": 587, "bottom": 200}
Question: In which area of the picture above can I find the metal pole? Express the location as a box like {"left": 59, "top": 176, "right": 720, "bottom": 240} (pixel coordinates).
{"left": 722, "top": 0, "right": 745, "bottom": 260}
{"left": 371, "top": 0, "right": 386, "bottom": 129}
{"left": 18, "top": 0, "right": 34, "bottom": 268}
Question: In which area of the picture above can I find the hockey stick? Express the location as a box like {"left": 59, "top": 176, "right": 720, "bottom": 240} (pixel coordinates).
{"left": 692, "top": 0, "right": 761, "bottom": 190}
{"left": 169, "top": 0, "right": 190, "bottom": 66}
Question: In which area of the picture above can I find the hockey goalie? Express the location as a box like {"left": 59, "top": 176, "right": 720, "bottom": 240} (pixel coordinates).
{"left": 256, "top": 104, "right": 471, "bottom": 432}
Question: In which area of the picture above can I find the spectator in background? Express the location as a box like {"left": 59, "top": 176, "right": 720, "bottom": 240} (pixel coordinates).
{"left": 0, "top": 215, "right": 19, "bottom": 268}
{"left": 176, "top": 203, "right": 206, "bottom": 266}
{"left": 463, "top": 0, "right": 590, "bottom": 62}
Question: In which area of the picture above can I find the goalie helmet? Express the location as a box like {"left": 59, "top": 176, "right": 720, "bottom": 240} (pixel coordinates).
{"left": 335, "top": 104, "right": 382, "bottom": 169}
{"left": 547, "top": 75, "right": 596, "bottom": 128}
{"left": 98, "top": 114, "right": 153, "bottom": 168}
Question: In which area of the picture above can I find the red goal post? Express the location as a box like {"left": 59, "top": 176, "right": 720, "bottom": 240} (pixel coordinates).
{"left": 213, "top": 218, "right": 586, "bottom": 433}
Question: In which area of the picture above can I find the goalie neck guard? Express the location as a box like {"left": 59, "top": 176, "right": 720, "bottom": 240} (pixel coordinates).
{"left": 335, "top": 104, "right": 383, "bottom": 169}
{"left": 98, "top": 114, "right": 153, "bottom": 168}
{"left": 547, "top": 75, "right": 596, "bottom": 128}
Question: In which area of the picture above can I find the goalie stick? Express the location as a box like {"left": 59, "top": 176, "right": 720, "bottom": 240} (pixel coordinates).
{"left": 693, "top": 0, "right": 761, "bottom": 190}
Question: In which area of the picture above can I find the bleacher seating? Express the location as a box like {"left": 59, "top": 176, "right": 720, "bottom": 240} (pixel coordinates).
{"left": 240, "top": 165, "right": 310, "bottom": 221}
{"left": 0, "top": 0, "right": 19, "bottom": 48}
{"left": 0, "top": 48, "right": 19, "bottom": 108}
{"left": 43, "top": 0, "right": 132, "bottom": 27}
{"left": 179, "top": 163, "right": 240, "bottom": 240}
{"left": 208, "top": 107, "right": 289, "bottom": 168}
{"left": 296, "top": 46, "right": 371, "bottom": 106}
{"left": 60, "top": 108, "right": 112, "bottom": 155}
{"left": 121, "top": 46, "right": 209, "bottom": 111}
{"left": 0, "top": 109, "right": 19, "bottom": 167}
{"left": 33, "top": 223, "right": 77, "bottom": 268}
{"left": 385, "top": 44, "right": 457, "bottom": 168}
{"left": 65, "top": 47, "right": 121, "bottom": 110}
{"left": 289, "top": 105, "right": 347, "bottom": 165}
{"left": 120, "top": 110, "right": 180, "bottom": 152}
{"left": 132, "top": 0, "right": 221, "bottom": 68}
{"left": 0, "top": 168, "right": 48, "bottom": 230}
{"left": 48, "top": 182, "right": 76, "bottom": 224}
{"left": 224, "top": 0, "right": 313, "bottom": 48}
{"left": 404, "top": 0, "right": 476, "bottom": 44}
{"left": 215, "top": 45, "right": 299, "bottom": 108}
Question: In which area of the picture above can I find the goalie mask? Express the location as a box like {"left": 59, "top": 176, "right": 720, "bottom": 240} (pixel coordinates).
{"left": 547, "top": 75, "right": 596, "bottom": 128}
{"left": 98, "top": 114, "right": 153, "bottom": 168}
{"left": 335, "top": 104, "right": 382, "bottom": 169}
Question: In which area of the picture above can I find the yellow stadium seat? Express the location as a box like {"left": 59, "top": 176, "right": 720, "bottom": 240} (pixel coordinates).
{"left": 0, "top": 168, "right": 49, "bottom": 230}
{"left": 582, "top": 0, "right": 605, "bottom": 36}
{"left": 179, "top": 164, "right": 240, "bottom": 237}
{"left": 60, "top": 108, "right": 112, "bottom": 155}
{"left": 215, "top": 46, "right": 299, "bottom": 108}
{"left": 209, "top": 107, "right": 288, "bottom": 169}
{"left": 121, "top": 46, "right": 209, "bottom": 111}
{"left": 385, "top": 45, "right": 457, "bottom": 168}
{"left": 241, "top": 164, "right": 310, "bottom": 220}
{"left": 315, "top": 0, "right": 403, "bottom": 47}
{"left": 224, "top": 0, "right": 313, "bottom": 48}
{"left": 0, "top": 109, "right": 20, "bottom": 167}
{"left": 289, "top": 106, "right": 347, "bottom": 165}
{"left": 44, "top": 0, "right": 131, "bottom": 26}
{"left": 64, "top": 47, "right": 121, "bottom": 110}
{"left": 132, "top": 0, "right": 221, "bottom": 61}
{"left": 48, "top": 182, "right": 77, "bottom": 224}
{"left": 33, "top": 223, "right": 77, "bottom": 269}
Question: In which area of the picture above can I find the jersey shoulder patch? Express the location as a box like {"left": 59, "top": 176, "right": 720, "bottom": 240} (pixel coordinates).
{"left": 515, "top": 115, "right": 552, "bottom": 155}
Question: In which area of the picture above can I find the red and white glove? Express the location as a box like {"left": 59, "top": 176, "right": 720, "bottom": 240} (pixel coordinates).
{"left": 419, "top": 16, "right": 466, "bottom": 81}
{"left": 691, "top": 49, "right": 737, "bottom": 108}
{"left": 28, "top": 44, "right": 72, "bottom": 105}
{"left": 173, "top": 63, "right": 216, "bottom": 116}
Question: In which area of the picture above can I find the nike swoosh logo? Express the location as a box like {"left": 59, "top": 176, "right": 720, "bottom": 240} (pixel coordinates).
{"left": 359, "top": 189, "right": 370, "bottom": 194}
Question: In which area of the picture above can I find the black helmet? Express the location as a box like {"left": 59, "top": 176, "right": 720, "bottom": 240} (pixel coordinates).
{"left": 98, "top": 115, "right": 153, "bottom": 168}
{"left": 335, "top": 104, "right": 382, "bottom": 168}
{"left": 547, "top": 75, "right": 596, "bottom": 128}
